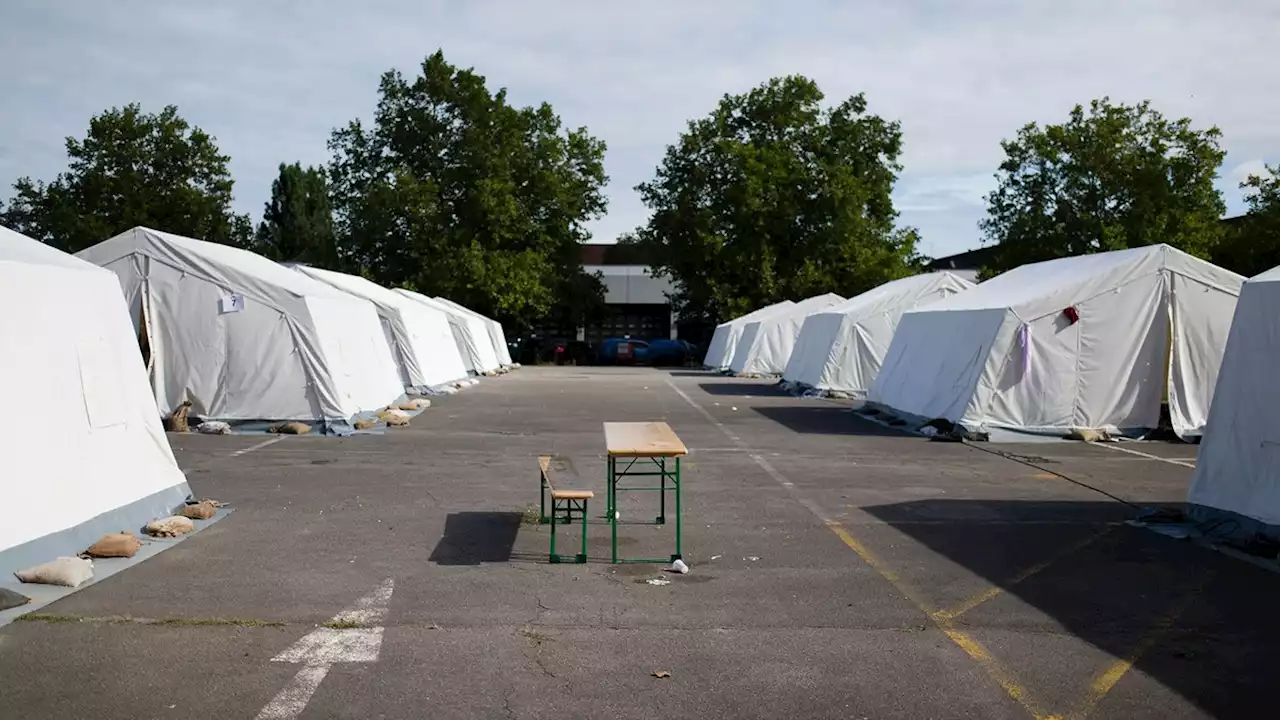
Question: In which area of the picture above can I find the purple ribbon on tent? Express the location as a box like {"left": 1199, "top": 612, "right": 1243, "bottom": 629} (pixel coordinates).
{"left": 1018, "top": 323, "right": 1031, "bottom": 373}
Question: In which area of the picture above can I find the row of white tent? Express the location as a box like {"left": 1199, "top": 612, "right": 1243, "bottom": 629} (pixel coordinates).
{"left": 0, "top": 225, "right": 514, "bottom": 577}
{"left": 76, "top": 227, "right": 516, "bottom": 430}
{"left": 707, "top": 243, "right": 1280, "bottom": 543}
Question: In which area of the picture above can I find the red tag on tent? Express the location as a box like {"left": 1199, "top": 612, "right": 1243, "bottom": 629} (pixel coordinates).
{"left": 1063, "top": 306, "right": 1080, "bottom": 325}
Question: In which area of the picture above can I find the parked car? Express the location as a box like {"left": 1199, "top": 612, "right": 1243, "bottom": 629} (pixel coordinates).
{"left": 598, "top": 338, "right": 650, "bottom": 365}
{"left": 646, "top": 339, "right": 698, "bottom": 367}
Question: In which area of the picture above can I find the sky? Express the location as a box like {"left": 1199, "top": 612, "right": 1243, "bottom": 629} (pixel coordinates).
{"left": 1, "top": 1, "right": 1277, "bottom": 259}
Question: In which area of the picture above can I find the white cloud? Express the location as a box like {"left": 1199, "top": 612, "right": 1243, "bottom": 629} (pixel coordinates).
{"left": 1, "top": 0, "right": 1277, "bottom": 256}
{"left": 1230, "top": 159, "right": 1274, "bottom": 187}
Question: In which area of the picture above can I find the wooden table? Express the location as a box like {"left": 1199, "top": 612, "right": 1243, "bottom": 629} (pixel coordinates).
{"left": 603, "top": 422, "right": 689, "bottom": 564}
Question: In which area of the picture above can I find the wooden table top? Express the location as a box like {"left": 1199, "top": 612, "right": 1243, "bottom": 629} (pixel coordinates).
{"left": 603, "top": 422, "right": 688, "bottom": 457}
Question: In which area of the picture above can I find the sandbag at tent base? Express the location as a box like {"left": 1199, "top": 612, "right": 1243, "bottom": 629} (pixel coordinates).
{"left": 0, "top": 483, "right": 192, "bottom": 580}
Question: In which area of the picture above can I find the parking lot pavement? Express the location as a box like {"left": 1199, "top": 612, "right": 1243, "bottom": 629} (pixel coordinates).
{"left": 1, "top": 366, "right": 1276, "bottom": 719}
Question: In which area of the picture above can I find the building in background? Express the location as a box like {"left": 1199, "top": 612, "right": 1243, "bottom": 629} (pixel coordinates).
{"left": 579, "top": 243, "right": 676, "bottom": 345}
{"left": 924, "top": 247, "right": 993, "bottom": 281}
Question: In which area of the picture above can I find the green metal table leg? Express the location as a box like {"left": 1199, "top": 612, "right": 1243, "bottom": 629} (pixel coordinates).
{"left": 610, "top": 456, "right": 618, "bottom": 564}
{"left": 656, "top": 457, "right": 666, "bottom": 525}
{"left": 672, "top": 457, "right": 683, "bottom": 561}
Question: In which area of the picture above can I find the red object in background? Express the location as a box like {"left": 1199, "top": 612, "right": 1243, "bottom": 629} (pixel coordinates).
{"left": 617, "top": 342, "right": 634, "bottom": 361}
{"left": 1063, "top": 306, "right": 1080, "bottom": 325}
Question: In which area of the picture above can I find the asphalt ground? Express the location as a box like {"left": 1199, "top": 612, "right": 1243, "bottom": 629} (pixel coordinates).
{"left": 1, "top": 366, "right": 1277, "bottom": 719}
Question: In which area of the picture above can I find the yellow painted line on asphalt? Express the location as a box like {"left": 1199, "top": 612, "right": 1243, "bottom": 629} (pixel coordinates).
{"left": 936, "top": 525, "right": 1117, "bottom": 622}
{"left": 1070, "top": 574, "right": 1211, "bottom": 719}
{"left": 826, "top": 520, "right": 1053, "bottom": 720}
{"left": 668, "top": 375, "right": 1054, "bottom": 719}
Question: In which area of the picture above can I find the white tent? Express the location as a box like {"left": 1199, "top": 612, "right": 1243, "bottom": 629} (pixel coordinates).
{"left": 1186, "top": 264, "right": 1280, "bottom": 540}
{"left": 0, "top": 227, "right": 190, "bottom": 577}
{"left": 728, "top": 293, "right": 846, "bottom": 376}
{"left": 433, "top": 297, "right": 513, "bottom": 367}
{"left": 783, "top": 273, "right": 975, "bottom": 396}
{"left": 869, "top": 244, "right": 1243, "bottom": 438}
{"left": 77, "top": 227, "right": 403, "bottom": 429}
{"left": 702, "top": 300, "right": 795, "bottom": 370}
{"left": 394, "top": 289, "right": 499, "bottom": 375}
{"left": 294, "top": 266, "right": 469, "bottom": 390}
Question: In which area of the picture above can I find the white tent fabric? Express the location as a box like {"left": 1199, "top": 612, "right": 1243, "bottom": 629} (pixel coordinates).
{"left": 0, "top": 226, "right": 190, "bottom": 576}
{"left": 702, "top": 300, "right": 795, "bottom": 369}
{"left": 393, "top": 289, "right": 500, "bottom": 374}
{"left": 433, "top": 297, "right": 512, "bottom": 367}
{"left": 1186, "top": 265, "right": 1280, "bottom": 538}
{"left": 729, "top": 293, "right": 846, "bottom": 375}
{"left": 783, "top": 273, "right": 976, "bottom": 395}
{"left": 869, "top": 245, "right": 1243, "bottom": 438}
{"left": 294, "top": 266, "right": 468, "bottom": 390}
{"left": 77, "top": 227, "right": 403, "bottom": 428}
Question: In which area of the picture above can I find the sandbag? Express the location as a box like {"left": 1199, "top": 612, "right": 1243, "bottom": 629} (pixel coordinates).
{"left": 145, "top": 516, "right": 196, "bottom": 538}
{"left": 377, "top": 411, "right": 410, "bottom": 427}
{"left": 15, "top": 557, "right": 94, "bottom": 587}
{"left": 164, "top": 400, "right": 193, "bottom": 433}
{"left": 382, "top": 408, "right": 412, "bottom": 419}
{"left": 197, "top": 421, "right": 232, "bottom": 435}
{"left": 353, "top": 418, "right": 378, "bottom": 430}
{"left": 1068, "top": 428, "right": 1107, "bottom": 443}
{"left": 0, "top": 587, "right": 29, "bottom": 611}
{"left": 398, "top": 398, "right": 431, "bottom": 411}
{"left": 268, "top": 422, "right": 311, "bottom": 435}
{"left": 180, "top": 501, "right": 217, "bottom": 520}
{"left": 84, "top": 531, "right": 143, "bottom": 558}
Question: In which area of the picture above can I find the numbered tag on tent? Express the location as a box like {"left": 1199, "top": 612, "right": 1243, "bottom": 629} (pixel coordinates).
{"left": 219, "top": 293, "right": 246, "bottom": 314}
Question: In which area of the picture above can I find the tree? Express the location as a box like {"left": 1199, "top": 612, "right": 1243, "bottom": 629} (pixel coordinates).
{"left": 1212, "top": 166, "right": 1280, "bottom": 278}
{"left": 254, "top": 163, "right": 338, "bottom": 266}
{"left": 630, "top": 75, "right": 921, "bottom": 325}
{"left": 0, "top": 104, "right": 251, "bottom": 251}
{"left": 980, "top": 98, "right": 1226, "bottom": 276}
{"left": 327, "top": 50, "right": 608, "bottom": 330}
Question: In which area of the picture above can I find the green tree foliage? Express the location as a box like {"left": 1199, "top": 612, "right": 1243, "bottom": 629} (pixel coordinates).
{"left": 0, "top": 104, "right": 251, "bottom": 251}
{"left": 1213, "top": 166, "right": 1280, "bottom": 278}
{"left": 981, "top": 98, "right": 1226, "bottom": 277}
{"left": 327, "top": 51, "right": 609, "bottom": 330}
{"left": 254, "top": 162, "right": 338, "bottom": 266}
{"left": 630, "top": 75, "right": 921, "bottom": 324}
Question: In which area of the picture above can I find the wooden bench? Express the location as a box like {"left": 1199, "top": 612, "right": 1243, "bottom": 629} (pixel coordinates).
{"left": 538, "top": 455, "right": 593, "bottom": 564}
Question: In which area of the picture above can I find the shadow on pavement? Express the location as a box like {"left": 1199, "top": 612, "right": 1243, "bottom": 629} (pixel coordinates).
{"left": 429, "top": 512, "right": 522, "bottom": 565}
{"left": 697, "top": 382, "right": 788, "bottom": 397}
{"left": 862, "top": 498, "right": 1280, "bottom": 719}
{"left": 753, "top": 405, "right": 911, "bottom": 437}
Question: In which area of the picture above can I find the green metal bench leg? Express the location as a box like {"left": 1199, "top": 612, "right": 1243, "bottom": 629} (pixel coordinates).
{"left": 540, "top": 473, "right": 549, "bottom": 524}
{"left": 549, "top": 499, "right": 560, "bottom": 563}
{"left": 577, "top": 498, "right": 588, "bottom": 563}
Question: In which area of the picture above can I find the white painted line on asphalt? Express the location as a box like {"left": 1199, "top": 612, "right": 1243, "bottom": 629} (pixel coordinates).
{"left": 255, "top": 578, "right": 395, "bottom": 720}
{"left": 664, "top": 378, "right": 744, "bottom": 445}
{"left": 664, "top": 377, "right": 833, "bottom": 521}
{"left": 328, "top": 577, "right": 394, "bottom": 626}
{"left": 1095, "top": 442, "right": 1196, "bottom": 469}
{"left": 255, "top": 665, "right": 330, "bottom": 720}
{"left": 232, "top": 436, "right": 287, "bottom": 457}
